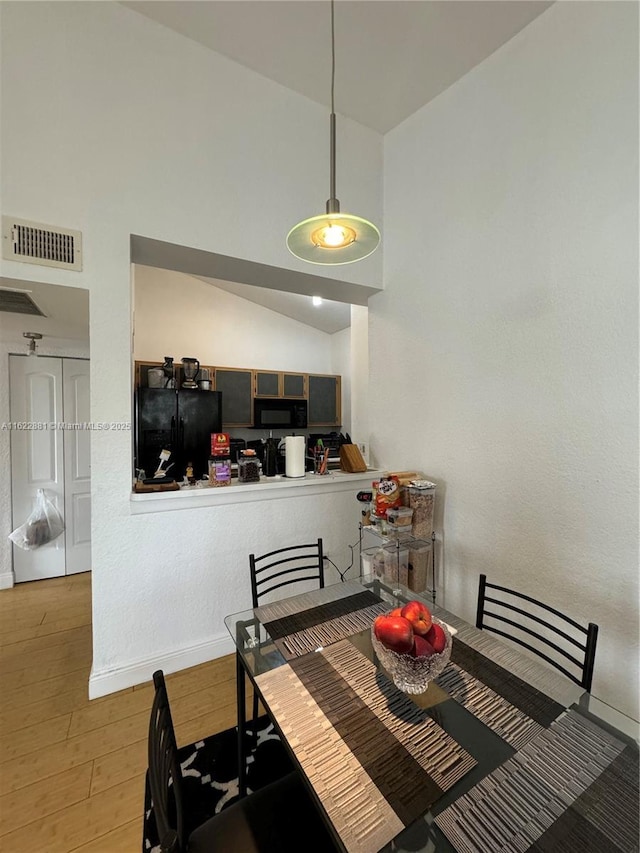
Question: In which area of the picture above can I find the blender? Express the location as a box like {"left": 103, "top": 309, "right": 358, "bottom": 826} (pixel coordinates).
{"left": 181, "top": 357, "right": 200, "bottom": 389}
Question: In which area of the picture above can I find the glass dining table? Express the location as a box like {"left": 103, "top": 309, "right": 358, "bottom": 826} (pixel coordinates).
{"left": 225, "top": 574, "right": 639, "bottom": 853}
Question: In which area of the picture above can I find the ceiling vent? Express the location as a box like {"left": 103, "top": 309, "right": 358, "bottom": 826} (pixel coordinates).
{"left": 2, "top": 216, "right": 82, "bottom": 271}
{"left": 0, "top": 288, "right": 45, "bottom": 316}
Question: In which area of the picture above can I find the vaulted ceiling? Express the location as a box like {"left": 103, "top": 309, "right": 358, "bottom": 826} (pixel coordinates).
{"left": 123, "top": 1, "right": 552, "bottom": 133}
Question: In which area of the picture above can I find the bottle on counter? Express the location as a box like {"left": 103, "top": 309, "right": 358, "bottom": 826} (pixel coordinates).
{"left": 264, "top": 432, "right": 278, "bottom": 478}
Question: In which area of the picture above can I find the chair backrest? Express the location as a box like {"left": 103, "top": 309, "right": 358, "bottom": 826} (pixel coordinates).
{"left": 476, "top": 574, "right": 598, "bottom": 692}
{"left": 148, "top": 670, "right": 185, "bottom": 853}
{"left": 250, "top": 539, "right": 325, "bottom": 607}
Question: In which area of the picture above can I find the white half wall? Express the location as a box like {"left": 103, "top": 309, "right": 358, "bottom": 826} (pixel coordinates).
{"left": 378, "top": 2, "right": 639, "bottom": 718}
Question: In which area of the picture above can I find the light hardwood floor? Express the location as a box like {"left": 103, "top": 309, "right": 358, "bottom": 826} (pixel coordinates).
{"left": 0, "top": 572, "right": 242, "bottom": 852}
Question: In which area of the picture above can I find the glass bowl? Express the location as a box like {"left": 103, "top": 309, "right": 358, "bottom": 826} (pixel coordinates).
{"left": 371, "top": 615, "right": 452, "bottom": 694}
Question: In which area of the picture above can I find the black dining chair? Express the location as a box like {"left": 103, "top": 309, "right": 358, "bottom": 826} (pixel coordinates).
{"left": 249, "top": 539, "right": 325, "bottom": 607}
{"left": 476, "top": 574, "right": 598, "bottom": 692}
{"left": 147, "top": 670, "right": 337, "bottom": 853}
{"left": 247, "top": 539, "right": 325, "bottom": 722}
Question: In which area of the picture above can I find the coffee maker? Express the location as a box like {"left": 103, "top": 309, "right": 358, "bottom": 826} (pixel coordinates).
{"left": 162, "top": 356, "right": 176, "bottom": 389}
{"left": 181, "top": 357, "right": 200, "bottom": 389}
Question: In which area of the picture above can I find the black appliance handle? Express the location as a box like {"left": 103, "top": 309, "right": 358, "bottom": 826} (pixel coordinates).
{"left": 179, "top": 416, "right": 184, "bottom": 447}
{"left": 170, "top": 415, "right": 176, "bottom": 448}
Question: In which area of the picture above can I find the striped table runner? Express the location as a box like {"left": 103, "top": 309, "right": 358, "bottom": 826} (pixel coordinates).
{"left": 435, "top": 708, "right": 639, "bottom": 853}
{"left": 433, "top": 638, "right": 566, "bottom": 750}
{"left": 256, "top": 639, "right": 476, "bottom": 853}
{"left": 255, "top": 582, "right": 388, "bottom": 660}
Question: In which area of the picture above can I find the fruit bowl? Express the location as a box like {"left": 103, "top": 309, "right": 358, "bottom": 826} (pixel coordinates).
{"left": 371, "top": 615, "right": 452, "bottom": 694}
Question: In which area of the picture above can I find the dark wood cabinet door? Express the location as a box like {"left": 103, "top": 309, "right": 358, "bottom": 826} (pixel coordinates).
{"left": 308, "top": 374, "right": 341, "bottom": 426}
{"left": 282, "top": 373, "right": 306, "bottom": 398}
{"left": 255, "top": 371, "right": 280, "bottom": 397}
{"left": 214, "top": 369, "right": 253, "bottom": 426}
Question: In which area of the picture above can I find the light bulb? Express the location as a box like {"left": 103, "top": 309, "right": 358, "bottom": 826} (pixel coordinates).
{"left": 312, "top": 296, "right": 323, "bottom": 307}
{"left": 311, "top": 222, "right": 356, "bottom": 249}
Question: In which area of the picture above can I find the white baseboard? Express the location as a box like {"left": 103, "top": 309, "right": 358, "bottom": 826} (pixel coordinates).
{"left": 88, "top": 632, "right": 236, "bottom": 699}
{"left": 0, "top": 571, "right": 14, "bottom": 590}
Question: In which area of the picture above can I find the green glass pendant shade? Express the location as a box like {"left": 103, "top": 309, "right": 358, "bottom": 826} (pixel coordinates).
{"left": 287, "top": 212, "right": 380, "bottom": 265}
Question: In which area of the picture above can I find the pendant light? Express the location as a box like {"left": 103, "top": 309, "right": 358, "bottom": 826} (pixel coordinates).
{"left": 287, "top": 0, "right": 380, "bottom": 265}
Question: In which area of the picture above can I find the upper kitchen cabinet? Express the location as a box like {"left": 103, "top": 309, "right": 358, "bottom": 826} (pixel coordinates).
{"left": 214, "top": 368, "right": 253, "bottom": 426}
{"left": 254, "top": 371, "right": 280, "bottom": 397}
{"left": 282, "top": 372, "right": 306, "bottom": 398}
{"left": 308, "top": 374, "right": 341, "bottom": 427}
{"left": 255, "top": 371, "right": 307, "bottom": 398}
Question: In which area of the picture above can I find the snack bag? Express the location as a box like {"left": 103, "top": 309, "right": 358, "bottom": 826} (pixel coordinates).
{"left": 373, "top": 476, "right": 402, "bottom": 519}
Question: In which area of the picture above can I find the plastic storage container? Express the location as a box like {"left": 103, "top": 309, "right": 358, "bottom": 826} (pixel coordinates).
{"left": 208, "top": 456, "right": 231, "bottom": 487}
{"left": 383, "top": 544, "right": 410, "bottom": 587}
{"left": 386, "top": 506, "right": 414, "bottom": 530}
{"left": 407, "top": 539, "right": 432, "bottom": 593}
{"left": 361, "top": 551, "right": 376, "bottom": 576}
{"left": 369, "top": 513, "right": 388, "bottom": 535}
{"left": 408, "top": 481, "right": 436, "bottom": 538}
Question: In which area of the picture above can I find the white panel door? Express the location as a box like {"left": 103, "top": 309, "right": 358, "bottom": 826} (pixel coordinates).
{"left": 63, "top": 359, "right": 91, "bottom": 575}
{"left": 10, "top": 355, "right": 66, "bottom": 582}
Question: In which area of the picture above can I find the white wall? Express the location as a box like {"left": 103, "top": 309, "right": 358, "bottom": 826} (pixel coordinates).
{"left": 134, "top": 265, "right": 334, "bottom": 373}
{"left": 350, "top": 305, "right": 370, "bottom": 461}
{"left": 378, "top": 2, "right": 638, "bottom": 718}
{"left": 0, "top": 2, "right": 382, "bottom": 693}
{"left": 331, "top": 327, "right": 351, "bottom": 435}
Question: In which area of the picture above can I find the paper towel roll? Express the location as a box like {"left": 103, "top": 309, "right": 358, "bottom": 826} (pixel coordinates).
{"left": 285, "top": 435, "right": 306, "bottom": 478}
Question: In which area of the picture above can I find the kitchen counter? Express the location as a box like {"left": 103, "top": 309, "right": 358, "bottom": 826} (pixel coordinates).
{"left": 130, "top": 469, "right": 382, "bottom": 514}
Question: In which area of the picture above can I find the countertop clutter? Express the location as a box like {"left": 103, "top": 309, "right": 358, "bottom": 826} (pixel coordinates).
{"left": 133, "top": 429, "right": 368, "bottom": 493}
{"left": 130, "top": 468, "right": 382, "bottom": 514}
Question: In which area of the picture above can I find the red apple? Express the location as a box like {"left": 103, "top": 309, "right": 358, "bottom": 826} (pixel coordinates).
{"left": 400, "top": 600, "right": 433, "bottom": 636}
{"left": 425, "top": 622, "right": 447, "bottom": 654}
{"left": 373, "top": 614, "right": 386, "bottom": 640}
{"left": 390, "top": 606, "right": 403, "bottom": 617}
{"left": 374, "top": 614, "right": 414, "bottom": 654}
{"left": 412, "top": 635, "right": 436, "bottom": 658}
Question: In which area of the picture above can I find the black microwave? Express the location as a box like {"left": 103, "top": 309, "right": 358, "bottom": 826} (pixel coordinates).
{"left": 253, "top": 398, "right": 307, "bottom": 429}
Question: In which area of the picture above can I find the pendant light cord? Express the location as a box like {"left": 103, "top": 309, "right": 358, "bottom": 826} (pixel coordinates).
{"left": 330, "top": 0, "right": 335, "bottom": 115}
{"left": 328, "top": 0, "right": 338, "bottom": 208}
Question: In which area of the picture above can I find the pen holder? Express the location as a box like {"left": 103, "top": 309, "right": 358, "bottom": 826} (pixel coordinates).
{"left": 314, "top": 447, "right": 330, "bottom": 475}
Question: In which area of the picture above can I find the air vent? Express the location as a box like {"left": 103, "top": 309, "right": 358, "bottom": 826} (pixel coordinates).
{"left": 0, "top": 288, "right": 45, "bottom": 316}
{"left": 2, "top": 216, "right": 82, "bottom": 271}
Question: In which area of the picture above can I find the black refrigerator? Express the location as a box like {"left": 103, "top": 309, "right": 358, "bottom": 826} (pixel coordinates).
{"left": 135, "top": 388, "right": 222, "bottom": 481}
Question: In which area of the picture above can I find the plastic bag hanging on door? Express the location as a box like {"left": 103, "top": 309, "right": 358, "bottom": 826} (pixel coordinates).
{"left": 8, "top": 489, "right": 65, "bottom": 550}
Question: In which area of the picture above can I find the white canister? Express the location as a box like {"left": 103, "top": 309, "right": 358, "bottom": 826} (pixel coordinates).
{"left": 284, "top": 435, "right": 306, "bottom": 478}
